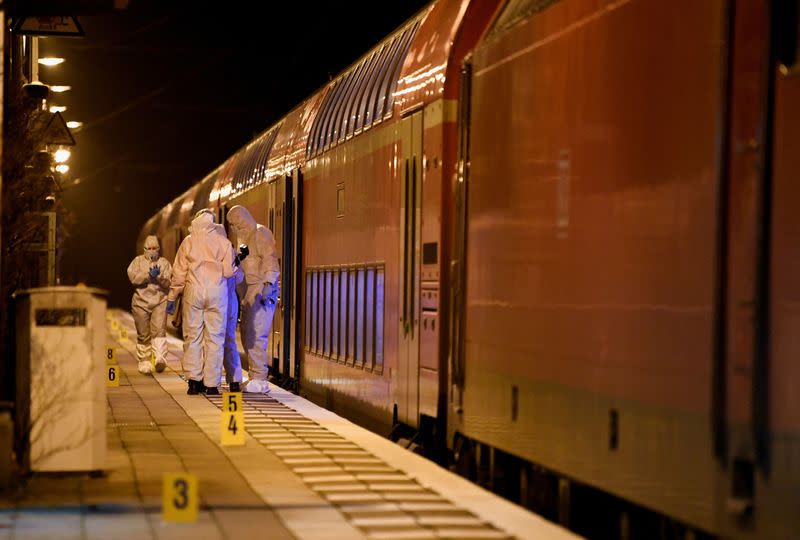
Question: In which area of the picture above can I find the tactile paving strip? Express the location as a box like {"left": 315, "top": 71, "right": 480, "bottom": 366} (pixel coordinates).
{"left": 206, "top": 392, "right": 515, "bottom": 540}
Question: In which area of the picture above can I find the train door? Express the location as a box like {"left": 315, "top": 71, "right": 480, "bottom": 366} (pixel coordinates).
{"left": 289, "top": 168, "right": 304, "bottom": 386}
{"left": 269, "top": 179, "right": 285, "bottom": 375}
{"left": 277, "top": 172, "right": 297, "bottom": 386}
{"left": 398, "top": 110, "right": 423, "bottom": 428}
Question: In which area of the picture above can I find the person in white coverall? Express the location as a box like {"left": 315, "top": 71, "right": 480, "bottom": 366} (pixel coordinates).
{"left": 166, "top": 210, "right": 236, "bottom": 395}
{"left": 127, "top": 235, "right": 172, "bottom": 375}
{"left": 226, "top": 205, "right": 280, "bottom": 394}
{"left": 206, "top": 212, "right": 245, "bottom": 392}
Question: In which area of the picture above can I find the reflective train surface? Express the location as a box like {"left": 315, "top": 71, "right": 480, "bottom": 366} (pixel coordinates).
{"left": 138, "top": 1, "right": 800, "bottom": 538}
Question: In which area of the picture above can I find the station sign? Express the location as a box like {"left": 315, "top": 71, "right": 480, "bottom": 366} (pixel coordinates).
{"left": 14, "top": 16, "right": 85, "bottom": 37}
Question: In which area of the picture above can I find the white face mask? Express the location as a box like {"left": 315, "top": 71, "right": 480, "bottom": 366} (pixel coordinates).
{"left": 145, "top": 248, "right": 158, "bottom": 261}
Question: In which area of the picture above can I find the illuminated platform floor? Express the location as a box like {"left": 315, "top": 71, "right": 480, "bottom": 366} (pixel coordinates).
{"left": 0, "top": 309, "right": 581, "bottom": 540}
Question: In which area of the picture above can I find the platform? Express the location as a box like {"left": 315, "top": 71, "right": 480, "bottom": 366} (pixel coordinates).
{"left": 0, "top": 309, "right": 581, "bottom": 540}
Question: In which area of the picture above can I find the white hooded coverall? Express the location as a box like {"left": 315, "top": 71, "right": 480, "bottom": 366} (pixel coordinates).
{"left": 211, "top": 222, "right": 243, "bottom": 384}
{"left": 127, "top": 235, "right": 172, "bottom": 374}
{"left": 226, "top": 205, "right": 280, "bottom": 394}
{"left": 169, "top": 212, "right": 236, "bottom": 388}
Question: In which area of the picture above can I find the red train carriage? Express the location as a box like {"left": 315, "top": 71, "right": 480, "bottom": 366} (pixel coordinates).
{"left": 450, "top": 0, "right": 800, "bottom": 538}
{"left": 138, "top": 0, "right": 800, "bottom": 538}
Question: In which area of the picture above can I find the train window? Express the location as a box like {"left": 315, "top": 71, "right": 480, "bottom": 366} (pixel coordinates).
{"left": 253, "top": 127, "right": 280, "bottom": 186}
{"left": 355, "top": 267, "right": 366, "bottom": 367}
{"left": 383, "top": 24, "right": 418, "bottom": 119}
{"left": 309, "top": 84, "right": 336, "bottom": 156}
{"left": 325, "top": 77, "right": 353, "bottom": 150}
{"left": 231, "top": 139, "right": 261, "bottom": 193}
{"left": 340, "top": 268, "right": 349, "bottom": 362}
{"left": 348, "top": 268, "right": 357, "bottom": 365}
{"left": 333, "top": 60, "right": 367, "bottom": 146}
{"left": 324, "top": 270, "right": 332, "bottom": 357}
{"left": 332, "top": 270, "right": 339, "bottom": 360}
{"left": 340, "top": 54, "right": 373, "bottom": 141}
{"left": 370, "top": 32, "right": 405, "bottom": 125}
{"left": 326, "top": 70, "right": 358, "bottom": 150}
{"left": 375, "top": 267, "right": 384, "bottom": 371}
{"left": 349, "top": 50, "right": 382, "bottom": 136}
{"left": 310, "top": 270, "right": 316, "bottom": 353}
{"left": 361, "top": 43, "right": 394, "bottom": 129}
{"left": 305, "top": 15, "right": 423, "bottom": 159}
{"left": 365, "top": 267, "right": 375, "bottom": 369}
{"left": 305, "top": 271, "right": 312, "bottom": 351}
{"left": 316, "top": 270, "right": 325, "bottom": 355}
{"left": 353, "top": 45, "right": 389, "bottom": 132}
{"left": 318, "top": 269, "right": 324, "bottom": 356}
{"left": 308, "top": 270, "right": 317, "bottom": 352}
{"left": 318, "top": 80, "right": 345, "bottom": 152}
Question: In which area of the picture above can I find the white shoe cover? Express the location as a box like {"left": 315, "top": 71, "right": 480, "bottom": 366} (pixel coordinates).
{"left": 138, "top": 360, "right": 153, "bottom": 375}
{"left": 154, "top": 357, "right": 166, "bottom": 373}
{"left": 242, "top": 378, "right": 270, "bottom": 394}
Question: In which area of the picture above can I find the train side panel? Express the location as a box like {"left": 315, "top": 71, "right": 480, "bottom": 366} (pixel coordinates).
{"left": 302, "top": 122, "right": 399, "bottom": 433}
{"left": 463, "top": 0, "right": 724, "bottom": 532}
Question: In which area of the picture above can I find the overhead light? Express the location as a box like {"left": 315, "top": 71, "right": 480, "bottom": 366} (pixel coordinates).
{"left": 38, "top": 57, "right": 64, "bottom": 67}
{"left": 54, "top": 149, "right": 71, "bottom": 163}
{"left": 73, "top": 178, "right": 81, "bottom": 185}
{"left": 66, "top": 121, "right": 82, "bottom": 129}
{"left": 49, "top": 105, "right": 67, "bottom": 113}
{"left": 50, "top": 85, "right": 72, "bottom": 93}
{"left": 55, "top": 164, "right": 69, "bottom": 174}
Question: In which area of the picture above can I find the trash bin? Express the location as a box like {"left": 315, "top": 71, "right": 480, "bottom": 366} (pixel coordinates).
{"left": 14, "top": 286, "right": 108, "bottom": 473}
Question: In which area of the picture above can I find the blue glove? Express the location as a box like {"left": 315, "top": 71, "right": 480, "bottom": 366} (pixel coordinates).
{"left": 166, "top": 300, "right": 176, "bottom": 315}
{"left": 149, "top": 266, "right": 160, "bottom": 278}
{"left": 262, "top": 282, "right": 279, "bottom": 306}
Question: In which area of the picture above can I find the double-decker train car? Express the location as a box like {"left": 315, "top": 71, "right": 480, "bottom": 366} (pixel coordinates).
{"left": 138, "top": 0, "right": 800, "bottom": 538}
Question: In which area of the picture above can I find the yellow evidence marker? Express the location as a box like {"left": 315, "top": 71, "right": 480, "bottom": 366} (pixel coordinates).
{"left": 106, "top": 364, "right": 120, "bottom": 387}
{"left": 106, "top": 347, "right": 116, "bottom": 364}
{"left": 220, "top": 391, "right": 244, "bottom": 446}
{"left": 111, "top": 319, "right": 119, "bottom": 331}
{"left": 120, "top": 328, "right": 129, "bottom": 342}
{"left": 162, "top": 473, "right": 198, "bottom": 522}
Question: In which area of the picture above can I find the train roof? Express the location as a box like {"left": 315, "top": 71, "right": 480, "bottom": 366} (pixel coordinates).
{"left": 141, "top": 0, "right": 478, "bottom": 237}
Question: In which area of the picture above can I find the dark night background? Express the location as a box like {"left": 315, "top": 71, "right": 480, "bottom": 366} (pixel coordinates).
{"left": 38, "top": 1, "right": 429, "bottom": 307}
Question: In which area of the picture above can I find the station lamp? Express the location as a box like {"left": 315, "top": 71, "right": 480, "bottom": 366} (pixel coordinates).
{"left": 53, "top": 148, "right": 71, "bottom": 163}
{"left": 38, "top": 57, "right": 64, "bottom": 67}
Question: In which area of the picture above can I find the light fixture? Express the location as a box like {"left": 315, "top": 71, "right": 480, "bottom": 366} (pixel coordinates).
{"left": 49, "top": 105, "right": 67, "bottom": 113}
{"left": 54, "top": 149, "right": 71, "bottom": 163}
{"left": 66, "top": 121, "right": 82, "bottom": 129}
{"left": 55, "top": 164, "right": 69, "bottom": 174}
{"left": 73, "top": 178, "right": 81, "bottom": 185}
{"left": 38, "top": 57, "right": 64, "bottom": 67}
{"left": 50, "top": 85, "right": 72, "bottom": 93}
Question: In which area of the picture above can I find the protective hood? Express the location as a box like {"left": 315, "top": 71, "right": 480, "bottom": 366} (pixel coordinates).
{"left": 190, "top": 210, "right": 215, "bottom": 234}
{"left": 143, "top": 235, "right": 160, "bottom": 261}
{"left": 226, "top": 205, "right": 256, "bottom": 234}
